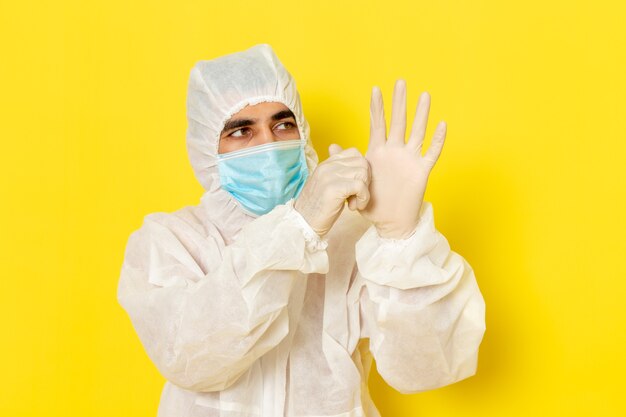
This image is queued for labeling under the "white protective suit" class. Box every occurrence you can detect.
[117,43,486,417]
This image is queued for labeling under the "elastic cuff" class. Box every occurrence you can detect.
[284,199,328,252]
[372,227,417,248]
[371,202,433,248]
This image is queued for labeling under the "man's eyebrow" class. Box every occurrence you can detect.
[222,118,256,133]
[271,109,296,121]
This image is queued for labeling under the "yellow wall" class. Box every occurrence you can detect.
[1,0,624,415]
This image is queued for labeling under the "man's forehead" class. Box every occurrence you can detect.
[230,101,291,118]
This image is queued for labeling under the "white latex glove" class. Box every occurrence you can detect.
[359,79,447,239]
[294,146,371,236]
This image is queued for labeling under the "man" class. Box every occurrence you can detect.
[118,43,486,417]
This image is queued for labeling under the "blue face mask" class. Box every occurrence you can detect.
[217,139,309,216]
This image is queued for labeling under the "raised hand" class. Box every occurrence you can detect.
[359,79,447,239]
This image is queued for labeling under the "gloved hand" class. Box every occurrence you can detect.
[294,146,371,236]
[359,79,447,239]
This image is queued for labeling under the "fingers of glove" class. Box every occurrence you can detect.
[369,86,386,149]
[338,179,370,209]
[317,155,369,177]
[328,146,363,161]
[331,163,371,187]
[388,79,407,145]
[328,143,344,156]
[423,121,447,168]
[312,164,369,194]
[348,195,357,211]
[407,91,432,152]
[354,182,371,210]
[334,165,370,185]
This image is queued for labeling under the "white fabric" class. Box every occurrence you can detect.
[117,44,486,417]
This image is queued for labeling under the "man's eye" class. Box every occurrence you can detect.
[230,128,250,137]
[275,122,295,130]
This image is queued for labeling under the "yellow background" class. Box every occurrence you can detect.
[1,0,625,415]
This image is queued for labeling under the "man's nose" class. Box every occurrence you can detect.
[256,126,278,145]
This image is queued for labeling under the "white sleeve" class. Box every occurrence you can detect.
[355,201,486,394]
[117,200,328,392]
